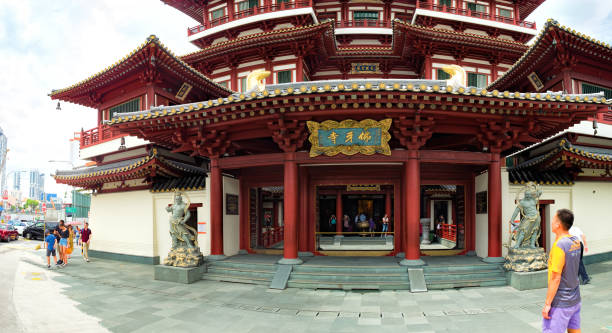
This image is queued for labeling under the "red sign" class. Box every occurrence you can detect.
[2,190,7,200]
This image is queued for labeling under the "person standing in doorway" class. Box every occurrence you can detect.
[80,222,92,262]
[381,214,390,237]
[542,209,582,333]
[343,215,350,233]
[569,224,590,284]
[329,214,337,231]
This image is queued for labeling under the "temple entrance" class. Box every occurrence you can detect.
[248,186,284,249]
[315,185,394,252]
[420,185,466,252]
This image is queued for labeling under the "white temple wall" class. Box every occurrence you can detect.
[223,176,240,256]
[89,190,155,257]
[571,181,612,256]
[475,172,489,258]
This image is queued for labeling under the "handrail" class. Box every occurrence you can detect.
[440,223,457,243]
[188,0,314,36]
[79,124,125,149]
[335,20,391,29]
[262,225,284,248]
[417,2,536,29]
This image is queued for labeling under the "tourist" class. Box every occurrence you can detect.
[381,214,390,237]
[569,224,591,284]
[343,214,350,232]
[54,223,63,265]
[542,209,581,333]
[44,230,58,269]
[329,214,337,230]
[58,220,70,267]
[368,217,375,236]
[80,222,92,262]
[67,225,75,259]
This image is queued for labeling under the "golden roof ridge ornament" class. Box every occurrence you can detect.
[246,69,271,92]
[442,65,467,90]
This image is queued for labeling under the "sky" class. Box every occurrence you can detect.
[0,0,610,197]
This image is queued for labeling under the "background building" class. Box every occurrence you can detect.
[0,126,7,195]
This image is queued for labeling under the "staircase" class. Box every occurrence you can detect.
[287,264,411,290]
[423,261,507,289]
[203,260,277,285]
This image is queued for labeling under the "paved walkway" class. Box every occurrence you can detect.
[3,241,612,332]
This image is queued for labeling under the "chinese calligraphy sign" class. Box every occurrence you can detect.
[307,119,392,157]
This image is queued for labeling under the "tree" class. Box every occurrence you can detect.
[25,199,39,211]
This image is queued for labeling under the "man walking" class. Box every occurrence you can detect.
[79,222,92,262]
[569,224,590,284]
[542,209,582,333]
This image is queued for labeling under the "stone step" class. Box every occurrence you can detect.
[290,272,409,282]
[287,280,411,290]
[424,269,505,281]
[426,277,508,289]
[208,261,277,271]
[207,267,276,279]
[292,265,406,274]
[423,264,502,273]
[203,274,271,285]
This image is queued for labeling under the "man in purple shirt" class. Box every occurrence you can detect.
[79,222,92,262]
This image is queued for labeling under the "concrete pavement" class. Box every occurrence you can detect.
[1,238,612,332]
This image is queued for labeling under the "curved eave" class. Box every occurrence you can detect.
[50,35,232,107]
[489,19,612,91]
[162,0,204,23]
[518,139,612,170]
[181,21,334,63]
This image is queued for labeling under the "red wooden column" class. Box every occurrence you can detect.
[279,153,302,264]
[483,152,504,262]
[209,158,226,260]
[336,190,343,235]
[298,167,311,254]
[400,150,425,266]
[239,179,248,252]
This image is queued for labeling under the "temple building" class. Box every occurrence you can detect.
[52,0,612,288]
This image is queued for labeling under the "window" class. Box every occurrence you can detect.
[467,73,488,88]
[211,8,225,20]
[277,70,292,84]
[582,83,612,99]
[277,0,290,3]
[240,77,248,92]
[238,0,258,11]
[217,81,229,88]
[467,2,486,13]
[437,69,451,80]
[499,8,512,18]
[353,11,379,21]
[438,0,452,7]
[109,98,140,118]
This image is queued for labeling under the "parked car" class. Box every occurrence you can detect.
[12,222,27,235]
[0,224,19,242]
[22,221,59,240]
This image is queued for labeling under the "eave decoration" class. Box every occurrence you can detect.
[307,119,392,157]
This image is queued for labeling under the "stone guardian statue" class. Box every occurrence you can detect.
[503,182,547,272]
[163,191,204,267]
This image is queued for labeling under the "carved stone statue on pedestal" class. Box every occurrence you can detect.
[504,182,547,272]
[164,191,204,268]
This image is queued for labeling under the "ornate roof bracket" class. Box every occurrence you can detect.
[392,113,435,150]
[267,116,308,153]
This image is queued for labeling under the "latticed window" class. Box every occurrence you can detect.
[467,73,487,88]
[438,0,452,7]
[499,8,512,18]
[277,70,292,84]
[211,8,225,19]
[217,81,228,88]
[582,83,612,99]
[437,69,451,80]
[277,0,290,3]
[353,11,379,20]
[467,2,486,13]
[109,98,140,118]
[240,77,248,92]
[238,0,258,11]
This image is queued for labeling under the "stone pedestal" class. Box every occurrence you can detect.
[154,265,206,284]
[164,247,204,267]
[504,247,547,272]
[420,218,431,244]
[507,270,547,290]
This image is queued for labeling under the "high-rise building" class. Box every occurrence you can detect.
[0,126,7,194]
[29,170,45,200]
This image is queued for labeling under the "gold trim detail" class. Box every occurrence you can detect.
[307,118,392,157]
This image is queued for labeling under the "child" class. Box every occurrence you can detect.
[44,230,58,268]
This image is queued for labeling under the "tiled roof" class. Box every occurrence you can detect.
[50,35,232,103]
[151,175,207,192]
[107,78,610,125]
[489,19,612,90]
[508,168,573,186]
[517,138,612,169]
